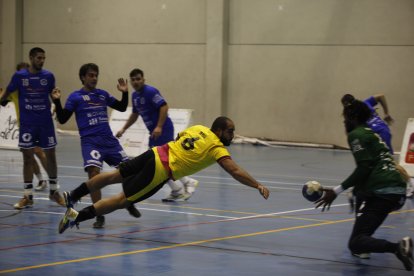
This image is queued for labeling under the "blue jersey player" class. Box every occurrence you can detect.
[116,68,198,202]
[342,93,394,154]
[52,63,140,228]
[0,47,64,209]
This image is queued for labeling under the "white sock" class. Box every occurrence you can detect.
[180,176,191,184]
[181,176,197,186]
[167,179,182,192]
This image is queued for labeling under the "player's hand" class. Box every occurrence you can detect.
[116,129,125,138]
[0,88,8,106]
[383,114,394,125]
[0,100,9,107]
[315,188,336,211]
[257,184,270,199]
[347,190,355,214]
[151,126,162,140]
[51,88,61,100]
[117,78,128,93]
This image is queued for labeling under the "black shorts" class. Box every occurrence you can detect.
[119,150,168,203]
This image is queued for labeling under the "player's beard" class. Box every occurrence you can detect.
[220,137,231,146]
[32,63,43,71]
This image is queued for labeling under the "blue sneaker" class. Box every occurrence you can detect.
[63,191,74,208]
[58,208,79,234]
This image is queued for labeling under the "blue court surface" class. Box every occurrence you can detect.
[0,134,413,275]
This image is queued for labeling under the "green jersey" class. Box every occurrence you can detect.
[341,125,406,195]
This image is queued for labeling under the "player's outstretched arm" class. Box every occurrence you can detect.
[117,78,128,94]
[373,94,394,125]
[51,88,73,124]
[0,88,11,106]
[110,80,128,112]
[219,158,270,199]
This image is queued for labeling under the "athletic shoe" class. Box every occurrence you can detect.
[352,252,370,259]
[49,191,66,207]
[162,192,192,202]
[58,208,79,234]
[396,236,413,271]
[13,196,33,209]
[407,189,413,198]
[126,204,141,218]
[406,179,414,198]
[93,216,105,229]
[34,180,47,191]
[62,191,74,208]
[184,179,199,195]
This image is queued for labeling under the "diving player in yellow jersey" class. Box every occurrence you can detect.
[58,116,270,233]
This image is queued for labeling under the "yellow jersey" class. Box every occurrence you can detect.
[165,125,230,180]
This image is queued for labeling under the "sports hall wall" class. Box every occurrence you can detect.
[1,0,413,150]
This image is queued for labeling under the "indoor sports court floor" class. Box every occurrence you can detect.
[0,134,413,275]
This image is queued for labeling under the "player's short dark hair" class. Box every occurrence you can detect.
[16,62,29,71]
[211,116,231,131]
[79,63,99,83]
[129,68,144,78]
[29,47,45,57]
[343,99,371,124]
[341,93,355,107]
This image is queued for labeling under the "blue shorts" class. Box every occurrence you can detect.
[81,135,129,170]
[148,127,174,147]
[19,123,57,149]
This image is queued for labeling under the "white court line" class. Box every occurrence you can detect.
[0,195,237,219]
[0,194,348,221]
[218,204,349,222]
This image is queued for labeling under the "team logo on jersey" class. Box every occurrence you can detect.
[22,79,29,86]
[48,136,55,145]
[350,139,364,153]
[82,95,91,101]
[22,133,32,142]
[90,150,101,160]
[40,79,48,86]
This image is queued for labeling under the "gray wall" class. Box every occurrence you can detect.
[1,0,413,150]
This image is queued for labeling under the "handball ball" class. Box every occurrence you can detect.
[302,181,323,202]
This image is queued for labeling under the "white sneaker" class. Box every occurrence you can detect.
[162,188,191,202]
[407,180,414,198]
[34,180,47,191]
[184,179,199,194]
[49,191,66,207]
